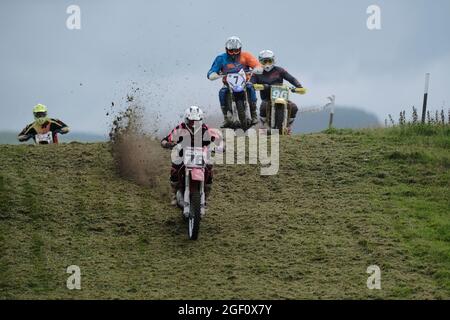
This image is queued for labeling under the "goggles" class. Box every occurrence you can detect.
[260,58,274,65]
[187,120,201,128]
[34,112,47,118]
[227,48,241,55]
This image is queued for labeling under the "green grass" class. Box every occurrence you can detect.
[0,126,449,299]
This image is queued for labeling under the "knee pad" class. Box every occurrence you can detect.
[220,105,229,116]
[289,103,298,118]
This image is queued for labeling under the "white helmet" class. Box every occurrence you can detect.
[225,36,242,56]
[184,106,204,127]
[259,49,275,72]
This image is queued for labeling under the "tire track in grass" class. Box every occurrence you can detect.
[18,161,56,295]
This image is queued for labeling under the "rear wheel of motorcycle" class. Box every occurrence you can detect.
[274,104,285,135]
[188,182,201,240]
[236,99,248,131]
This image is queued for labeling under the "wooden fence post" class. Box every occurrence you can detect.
[328,95,336,129]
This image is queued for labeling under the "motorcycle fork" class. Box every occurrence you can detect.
[200,180,205,212]
[265,101,271,129]
[229,90,237,123]
[285,103,292,135]
[270,102,275,129]
[283,104,288,134]
[183,169,205,217]
[183,170,190,217]
[243,88,250,119]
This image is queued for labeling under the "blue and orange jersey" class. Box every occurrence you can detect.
[207,52,261,78]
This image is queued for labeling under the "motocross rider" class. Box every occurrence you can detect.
[250,50,304,132]
[18,104,69,143]
[161,106,218,208]
[207,36,263,127]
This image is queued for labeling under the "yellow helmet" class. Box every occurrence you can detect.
[33,104,48,125]
[33,103,47,114]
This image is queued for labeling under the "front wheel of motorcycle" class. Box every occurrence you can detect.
[236,99,248,132]
[188,182,201,240]
[274,104,285,135]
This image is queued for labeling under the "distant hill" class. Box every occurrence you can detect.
[0,131,106,144]
[204,106,381,133]
[293,106,381,133]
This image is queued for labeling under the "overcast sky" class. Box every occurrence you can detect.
[1,0,449,134]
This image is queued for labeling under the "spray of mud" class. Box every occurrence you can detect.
[109,99,170,199]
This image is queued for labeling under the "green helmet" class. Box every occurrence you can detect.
[33,104,49,125]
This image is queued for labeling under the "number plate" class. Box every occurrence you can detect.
[184,147,204,167]
[226,69,246,92]
[35,132,53,144]
[271,85,289,100]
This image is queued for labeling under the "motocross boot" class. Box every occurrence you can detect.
[249,101,258,125]
[220,106,230,128]
[287,118,295,136]
[170,180,178,206]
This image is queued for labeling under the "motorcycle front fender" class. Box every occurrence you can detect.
[190,168,205,182]
[274,98,288,105]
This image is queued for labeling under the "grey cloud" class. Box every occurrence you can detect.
[1,0,449,134]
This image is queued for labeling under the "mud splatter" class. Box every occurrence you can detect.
[109,98,170,198]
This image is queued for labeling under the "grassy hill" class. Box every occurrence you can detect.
[0,126,449,299]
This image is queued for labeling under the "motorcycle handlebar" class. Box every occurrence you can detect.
[218,70,255,77]
[170,143,212,150]
[252,84,307,95]
[293,87,307,94]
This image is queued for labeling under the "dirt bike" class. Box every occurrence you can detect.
[174,145,208,240]
[222,69,255,131]
[254,84,306,135]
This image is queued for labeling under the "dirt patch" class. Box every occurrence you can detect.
[109,102,170,198]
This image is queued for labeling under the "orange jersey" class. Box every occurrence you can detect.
[238,51,261,70]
